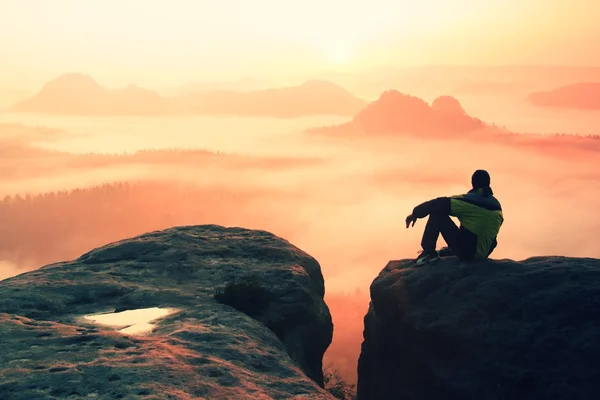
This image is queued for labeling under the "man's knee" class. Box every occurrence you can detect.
[428,212,448,221]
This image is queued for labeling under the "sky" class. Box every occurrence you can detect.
[1,0,599,89]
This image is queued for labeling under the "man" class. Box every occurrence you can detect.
[405,169,504,265]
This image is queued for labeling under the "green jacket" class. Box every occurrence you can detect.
[412,188,504,259]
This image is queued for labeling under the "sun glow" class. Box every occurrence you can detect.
[323,43,356,66]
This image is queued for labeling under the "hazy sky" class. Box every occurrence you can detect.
[1,0,599,89]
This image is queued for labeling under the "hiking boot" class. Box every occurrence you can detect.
[415,250,440,266]
[438,247,455,257]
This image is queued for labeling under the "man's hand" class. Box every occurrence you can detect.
[405,214,417,228]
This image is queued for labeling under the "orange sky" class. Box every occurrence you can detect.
[1,0,599,89]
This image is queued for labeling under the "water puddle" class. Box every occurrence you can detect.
[84,307,178,335]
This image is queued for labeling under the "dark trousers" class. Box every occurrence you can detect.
[421,213,476,259]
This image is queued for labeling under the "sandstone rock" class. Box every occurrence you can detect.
[431,95,467,116]
[0,225,334,400]
[353,90,484,136]
[357,256,600,400]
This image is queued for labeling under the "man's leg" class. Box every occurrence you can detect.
[421,213,460,253]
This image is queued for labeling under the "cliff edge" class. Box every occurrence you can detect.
[0,225,334,400]
[357,256,600,400]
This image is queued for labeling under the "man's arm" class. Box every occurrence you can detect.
[412,197,451,219]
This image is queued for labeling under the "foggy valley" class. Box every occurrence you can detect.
[2,72,599,384]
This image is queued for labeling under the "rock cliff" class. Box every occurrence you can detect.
[357,256,600,400]
[0,225,334,400]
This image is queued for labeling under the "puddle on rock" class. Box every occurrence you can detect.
[84,307,178,335]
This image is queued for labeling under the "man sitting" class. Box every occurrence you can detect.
[405,169,504,265]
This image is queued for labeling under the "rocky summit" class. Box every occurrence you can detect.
[357,256,600,400]
[0,225,334,400]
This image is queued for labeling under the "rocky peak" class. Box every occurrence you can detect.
[0,225,335,399]
[357,256,600,400]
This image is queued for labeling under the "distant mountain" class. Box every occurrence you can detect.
[310,90,485,136]
[11,74,365,118]
[450,80,534,95]
[171,79,367,117]
[11,73,172,116]
[304,65,600,100]
[528,82,600,110]
[161,77,272,97]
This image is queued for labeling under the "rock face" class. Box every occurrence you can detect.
[357,256,600,400]
[0,225,334,400]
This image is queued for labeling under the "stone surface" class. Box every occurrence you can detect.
[357,256,600,400]
[0,225,334,400]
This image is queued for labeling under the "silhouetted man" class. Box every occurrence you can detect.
[405,169,504,265]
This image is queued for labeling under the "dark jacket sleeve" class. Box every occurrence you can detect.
[412,197,451,219]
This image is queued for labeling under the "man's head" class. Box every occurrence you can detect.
[471,169,491,190]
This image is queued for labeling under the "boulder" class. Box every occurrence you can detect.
[357,256,600,400]
[0,225,334,400]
